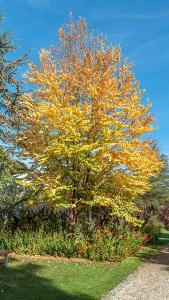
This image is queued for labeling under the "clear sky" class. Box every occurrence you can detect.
[1,0,169,157]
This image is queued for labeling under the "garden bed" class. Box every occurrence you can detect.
[0,231,168,300]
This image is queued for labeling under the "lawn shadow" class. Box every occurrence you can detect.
[134,231,169,271]
[148,246,169,271]
[0,258,96,300]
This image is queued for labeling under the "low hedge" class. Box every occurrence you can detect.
[0,226,147,261]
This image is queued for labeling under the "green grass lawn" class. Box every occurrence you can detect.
[0,230,168,300]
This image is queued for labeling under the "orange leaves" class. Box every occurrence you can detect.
[15,17,162,223]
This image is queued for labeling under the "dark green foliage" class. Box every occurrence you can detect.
[137,154,169,225]
[0,14,26,110]
[3,205,113,233]
[158,204,169,230]
[0,147,26,198]
[0,13,26,145]
[0,147,29,220]
[143,215,163,242]
[0,14,36,219]
[147,154,169,205]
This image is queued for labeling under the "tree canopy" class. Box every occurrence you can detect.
[0,14,33,217]
[4,17,162,223]
[138,154,169,223]
[0,14,26,145]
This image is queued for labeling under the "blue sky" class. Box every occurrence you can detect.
[1,0,169,156]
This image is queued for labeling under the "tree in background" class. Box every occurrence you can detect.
[139,154,169,229]
[147,154,169,205]
[157,155,169,230]
[0,14,39,218]
[13,17,162,224]
[137,154,169,226]
[0,14,26,144]
[159,204,169,230]
[0,147,27,216]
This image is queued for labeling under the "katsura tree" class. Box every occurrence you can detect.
[14,17,162,224]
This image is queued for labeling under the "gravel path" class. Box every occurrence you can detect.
[103,245,169,300]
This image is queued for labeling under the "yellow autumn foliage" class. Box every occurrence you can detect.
[15,17,162,223]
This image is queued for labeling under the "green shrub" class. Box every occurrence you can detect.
[143,215,163,242]
[0,226,146,262]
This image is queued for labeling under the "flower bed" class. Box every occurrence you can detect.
[0,226,148,262]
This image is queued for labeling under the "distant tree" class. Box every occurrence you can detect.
[9,17,162,224]
[0,13,26,144]
[137,154,169,225]
[159,204,169,230]
[0,14,42,218]
[0,147,26,212]
[0,145,43,223]
[148,154,169,204]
